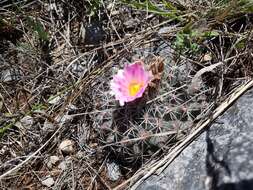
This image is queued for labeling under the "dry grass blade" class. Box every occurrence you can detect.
[188,62,223,93]
[0,119,63,180]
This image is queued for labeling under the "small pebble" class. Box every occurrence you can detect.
[47,156,60,168]
[59,140,74,155]
[15,116,34,130]
[203,53,212,61]
[158,26,174,35]
[43,120,54,131]
[20,116,34,128]
[58,157,71,170]
[106,162,121,181]
[42,176,54,187]
[48,95,62,105]
[58,160,67,170]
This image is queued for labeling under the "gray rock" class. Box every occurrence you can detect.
[47,155,60,168]
[15,116,34,131]
[55,115,73,125]
[41,176,54,187]
[106,162,121,181]
[48,95,62,105]
[76,151,86,159]
[84,22,106,45]
[59,139,74,155]
[69,61,86,77]
[158,26,175,35]
[138,89,253,190]
[58,161,68,170]
[20,116,34,128]
[58,157,72,171]
[43,120,55,131]
[0,69,21,82]
[124,18,140,28]
[58,160,68,171]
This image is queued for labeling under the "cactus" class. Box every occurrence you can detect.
[89,49,209,168]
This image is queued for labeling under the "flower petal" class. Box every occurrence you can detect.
[110,61,151,106]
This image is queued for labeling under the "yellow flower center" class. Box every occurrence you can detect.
[128,82,143,96]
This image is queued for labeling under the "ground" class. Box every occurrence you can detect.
[0,1,252,189]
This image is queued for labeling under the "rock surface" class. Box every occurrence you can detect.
[138,89,253,190]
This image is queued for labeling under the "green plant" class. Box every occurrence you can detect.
[86,0,103,17]
[121,0,181,20]
[0,122,14,138]
[26,16,48,42]
[174,30,199,54]
[238,0,253,13]
[31,103,47,112]
[174,26,219,54]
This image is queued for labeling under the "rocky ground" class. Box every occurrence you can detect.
[0,1,252,189]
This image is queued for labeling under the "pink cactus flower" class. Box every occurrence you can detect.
[110,61,152,106]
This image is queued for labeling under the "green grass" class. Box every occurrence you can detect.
[0,122,14,138]
[174,28,219,54]
[120,0,182,20]
[26,16,48,42]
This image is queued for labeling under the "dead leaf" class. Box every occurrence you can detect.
[188,62,223,94]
